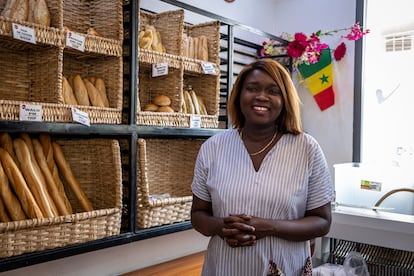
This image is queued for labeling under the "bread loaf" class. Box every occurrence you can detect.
[94,78,109,108]
[52,142,93,212]
[14,138,58,218]
[33,139,71,216]
[139,30,153,50]
[9,0,28,21]
[84,79,105,107]
[38,133,73,214]
[0,197,11,222]
[73,74,91,106]
[0,132,18,164]
[0,159,26,221]
[62,76,78,105]
[0,148,43,219]
[33,0,50,26]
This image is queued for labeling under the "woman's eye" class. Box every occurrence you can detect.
[269,89,281,95]
[246,86,258,92]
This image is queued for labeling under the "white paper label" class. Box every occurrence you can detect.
[151,63,169,77]
[12,23,36,44]
[66,31,85,52]
[190,115,201,128]
[201,62,216,75]
[71,107,90,126]
[19,104,42,121]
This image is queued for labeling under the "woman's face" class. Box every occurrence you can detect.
[240,69,284,127]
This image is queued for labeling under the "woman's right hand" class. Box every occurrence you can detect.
[222,214,256,247]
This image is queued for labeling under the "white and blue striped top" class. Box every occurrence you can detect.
[192,129,333,276]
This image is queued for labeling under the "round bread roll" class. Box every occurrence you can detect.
[143,103,159,112]
[157,106,175,113]
[153,95,171,106]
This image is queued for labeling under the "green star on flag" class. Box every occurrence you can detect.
[297,48,335,111]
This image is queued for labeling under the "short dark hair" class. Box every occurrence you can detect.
[227,59,302,134]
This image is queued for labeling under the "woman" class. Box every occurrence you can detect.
[191,59,333,275]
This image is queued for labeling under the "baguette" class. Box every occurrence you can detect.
[26,0,35,23]
[0,132,18,164]
[33,0,50,26]
[190,89,200,115]
[52,142,93,212]
[198,35,209,61]
[38,133,73,214]
[9,0,28,21]
[0,148,43,219]
[0,159,26,221]
[62,76,78,105]
[73,74,91,106]
[14,138,57,218]
[33,139,71,216]
[0,197,11,222]
[84,78,105,107]
[94,78,110,107]
[1,0,16,17]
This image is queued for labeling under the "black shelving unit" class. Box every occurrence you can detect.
[0,0,290,271]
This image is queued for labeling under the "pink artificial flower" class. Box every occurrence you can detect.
[334,42,347,61]
[344,22,370,41]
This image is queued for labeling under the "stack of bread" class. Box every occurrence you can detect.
[143,95,174,113]
[139,25,166,53]
[0,132,93,222]
[1,0,51,27]
[182,34,209,61]
[62,74,110,107]
[182,86,208,115]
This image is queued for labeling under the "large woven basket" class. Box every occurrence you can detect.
[0,38,123,124]
[183,21,221,74]
[136,138,204,228]
[0,138,122,258]
[62,0,123,56]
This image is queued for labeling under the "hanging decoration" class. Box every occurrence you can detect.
[260,23,370,111]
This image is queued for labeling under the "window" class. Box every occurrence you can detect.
[356,0,414,170]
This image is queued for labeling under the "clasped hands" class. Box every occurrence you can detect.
[222,214,257,248]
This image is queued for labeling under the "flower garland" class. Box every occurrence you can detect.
[260,23,370,67]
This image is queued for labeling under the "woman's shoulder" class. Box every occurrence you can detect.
[204,129,237,144]
[283,132,320,148]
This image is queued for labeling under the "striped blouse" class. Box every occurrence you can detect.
[192,129,333,276]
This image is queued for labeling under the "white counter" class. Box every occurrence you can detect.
[327,206,414,252]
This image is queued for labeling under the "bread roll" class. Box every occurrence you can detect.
[0,132,17,164]
[14,138,57,218]
[52,142,93,212]
[62,76,78,105]
[153,95,171,107]
[33,139,71,216]
[84,78,105,107]
[33,0,50,26]
[156,106,174,113]
[73,74,90,106]
[0,160,26,221]
[38,133,73,214]
[0,197,11,222]
[94,78,110,107]
[143,103,159,112]
[9,0,28,21]
[0,148,43,219]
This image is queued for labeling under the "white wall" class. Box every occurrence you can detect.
[3,1,356,275]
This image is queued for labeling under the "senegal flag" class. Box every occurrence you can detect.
[297,48,335,111]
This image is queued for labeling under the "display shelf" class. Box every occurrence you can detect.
[0,0,290,271]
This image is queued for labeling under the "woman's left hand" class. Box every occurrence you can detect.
[222,214,256,247]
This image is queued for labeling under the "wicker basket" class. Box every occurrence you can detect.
[139,9,184,56]
[0,39,123,124]
[0,138,122,258]
[183,21,221,74]
[0,1,64,47]
[63,0,123,56]
[137,62,185,127]
[136,138,204,229]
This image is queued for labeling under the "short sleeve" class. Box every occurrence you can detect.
[191,142,212,202]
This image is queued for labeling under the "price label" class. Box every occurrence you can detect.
[189,115,201,128]
[151,63,169,77]
[71,107,90,126]
[12,23,36,44]
[66,31,85,52]
[201,62,216,75]
[19,104,42,122]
